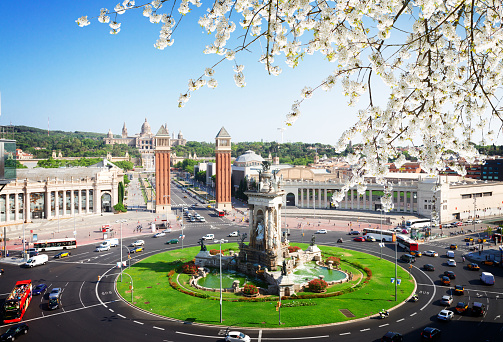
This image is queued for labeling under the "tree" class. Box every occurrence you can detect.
[78,1,503,211]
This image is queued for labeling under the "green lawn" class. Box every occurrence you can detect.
[116,243,415,328]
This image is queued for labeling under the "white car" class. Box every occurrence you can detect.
[437,309,454,321]
[225,331,251,342]
[154,232,166,238]
[202,234,214,240]
[95,244,110,252]
[440,295,453,305]
[131,240,145,247]
[49,288,62,300]
[474,219,482,224]
[424,250,439,257]
[228,231,239,237]
[198,217,206,222]
[366,235,376,242]
[315,229,328,234]
[447,259,457,267]
[162,228,172,234]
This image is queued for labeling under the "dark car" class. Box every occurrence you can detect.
[421,327,441,341]
[450,244,458,250]
[472,302,486,316]
[381,331,403,342]
[424,264,435,271]
[32,283,48,296]
[48,298,60,310]
[467,263,480,270]
[54,251,71,258]
[349,230,360,235]
[444,271,456,279]
[0,323,29,341]
[165,239,179,245]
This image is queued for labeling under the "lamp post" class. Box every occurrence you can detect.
[395,237,398,301]
[73,208,76,239]
[215,239,228,323]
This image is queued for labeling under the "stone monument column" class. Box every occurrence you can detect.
[155,125,171,214]
[215,127,232,211]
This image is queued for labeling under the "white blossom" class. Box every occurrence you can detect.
[76,16,90,27]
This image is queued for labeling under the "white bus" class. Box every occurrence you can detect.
[362,228,396,242]
[405,219,431,229]
[33,238,77,252]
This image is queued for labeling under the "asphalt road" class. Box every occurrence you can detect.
[1,184,502,342]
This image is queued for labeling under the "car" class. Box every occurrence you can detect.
[381,331,403,342]
[464,237,474,242]
[54,251,71,258]
[444,271,456,279]
[481,260,496,266]
[129,246,144,253]
[32,283,48,295]
[315,229,328,234]
[467,263,480,270]
[165,239,179,245]
[365,235,376,242]
[95,244,110,252]
[474,219,482,224]
[353,237,365,242]
[228,231,240,237]
[27,248,38,257]
[202,234,214,240]
[424,250,438,257]
[191,203,198,207]
[225,331,251,342]
[48,298,60,310]
[477,238,487,243]
[207,205,212,208]
[349,230,360,235]
[199,217,206,222]
[437,309,454,321]
[450,244,457,250]
[454,285,464,295]
[183,195,187,198]
[49,288,62,300]
[465,219,473,224]
[455,301,468,314]
[456,221,463,226]
[0,323,29,341]
[190,217,197,222]
[421,327,441,341]
[153,232,166,238]
[447,259,456,267]
[410,250,422,257]
[162,228,172,234]
[424,264,435,271]
[440,295,453,305]
[441,276,451,286]
[131,240,145,247]
[472,302,486,316]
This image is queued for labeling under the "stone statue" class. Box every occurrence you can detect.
[262,160,271,172]
[310,234,316,246]
[198,238,207,252]
[240,232,248,245]
[256,221,265,242]
[282,259,287,276]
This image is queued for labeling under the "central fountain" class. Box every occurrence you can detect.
[194,161,347,296]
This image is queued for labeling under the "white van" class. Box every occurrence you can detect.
[202,234,214,240]
[446,250,455,258]
[105,238,119,247]
[480,272,495,285]
[25,254,48,267]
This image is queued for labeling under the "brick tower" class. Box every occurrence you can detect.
[215,127,232,211]
[155,124,171,214]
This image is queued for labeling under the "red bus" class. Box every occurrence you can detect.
[3,280,32,323]
[215,209,225,217]
[396,234,419,252]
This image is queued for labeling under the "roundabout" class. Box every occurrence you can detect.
[115,243,415,328]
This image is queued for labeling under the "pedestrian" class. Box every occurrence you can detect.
[462,256,465,262]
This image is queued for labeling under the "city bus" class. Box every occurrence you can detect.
[362,228,396,242]
[3,280,32,323]
[405,219,431,229]
[396,234,419,252]
[33,238,77,252]
[215,209,225,217]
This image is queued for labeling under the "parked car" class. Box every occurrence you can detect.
[153,232,166,238]
[447,259,457,267]
[225,331,251,342]
[467,263,480,270]
[32,284,48,296]
[444,271,456,279]
[424,250,438,257]
[0,323,29,341]
[165,239,179,245]
[454,285,464,295]
[228,231,239,237]
[48,298,60,310]
[381,331,403,342]
[481,259,496,266]
[54,251,71,258]
[315,229,327,234]
[421,327,441,341]
[353,237,365,242]
[48,288,62,300]
[440,295,453,305]
[129,246,144,253]
[131,240,145,247]
[437,309,454,321]
[455,301,468,314]
[423,264,435,271]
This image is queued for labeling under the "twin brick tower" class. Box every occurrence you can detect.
[155,126,232,214]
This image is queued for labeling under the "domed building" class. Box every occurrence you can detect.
[103,118,186,170]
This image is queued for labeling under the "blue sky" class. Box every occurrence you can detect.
[0,0,371,144]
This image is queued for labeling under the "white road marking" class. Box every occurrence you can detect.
[118,314,126,318]
[109,309,114,312]
[79,282,86,308]
[360,328,370,332]
[260,336,330,340]
[153,326,164,330]
[410,312,417,316]
[396,318,405,322]
[133,320,144,325]
[258,330,262,342]
[339,332,351,336]
[379,323,389,328]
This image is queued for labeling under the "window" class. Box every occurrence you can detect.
[424,205,428,209]
[443,205,447,209]
[461,194,471,199]
[483,192,492,197]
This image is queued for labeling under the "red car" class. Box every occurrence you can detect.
[353,237,365,242]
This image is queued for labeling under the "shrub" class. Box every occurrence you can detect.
[325,256,341,266]
[209,249,224,255]
[182,262,198,274]
[288,246,301,253]
[307,278,328,293]
[242,284,259,296]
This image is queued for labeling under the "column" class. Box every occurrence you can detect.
[55,191,59,218]
[70,190,75,216]
[318,188,322,208]
[300,189,304,208]
[62,190,67,216]
[14,192,19,221]
[25,192,30,222]
[350,189,354,209]
[45,189,51,220]
[344,189,348,209]
[369,190,373,211]
[95,188,102,214]
[86,189,90,213]
[324,189,328,208]
[78,189,82,215]
[306,189,310,208]
[5,194,10,222]
[363,190,366,210]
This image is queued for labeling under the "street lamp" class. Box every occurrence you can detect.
[215,238,228,323]
[119,219,127,282]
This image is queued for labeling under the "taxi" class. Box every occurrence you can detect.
[467,263,480,270]
[54,251,71,258]
[441,276,451,286]
[410,250,422,257]
[478,238,486,243]
[129,246,144,253]
[450,244,458,250]
[464,237,473,242]
[455,301,468,314]
[481,259,495,266]
[454,285,464,295]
